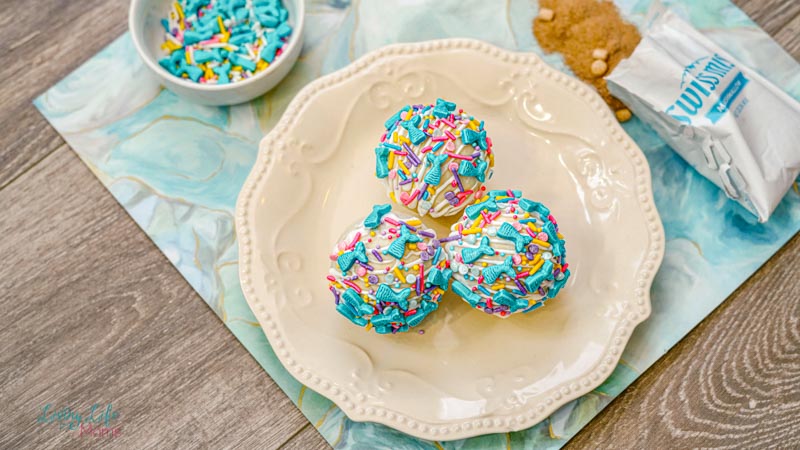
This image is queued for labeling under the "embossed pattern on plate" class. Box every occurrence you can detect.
[235,39,664,440]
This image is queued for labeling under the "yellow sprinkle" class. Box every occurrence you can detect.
[557,233,564,239]
[388,151,395,170]
[404,109,414,120]
[397,159,410,175]
[489,152,494,167]
[175,2,185,30]
[256,60,268,71]
[527,222,541,233]
[232,66,243,71]
[408,243,417,250]
[220,34,230,43]
[365,322,373,331]
[405,219,422,226]
[185,50,192,64]
[160,41,181,52]
[530,259,545,275]
[389,192,397,203]
[392,132,399,143]
[531,238,551,248]
[412,264,419,271]
[398,135,410,145]
[491,284,506,290]
[370,231,376,237]
[217,15,226,34]
[427,186,436,197]
[338,250,344,255]
[482,262,488,267]
[393,268,406,284]
[461,227,482,235]
[523,213,530,218]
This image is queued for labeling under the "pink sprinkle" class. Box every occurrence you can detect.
[380,133,387,142]
[402,190,420,205]
[326,275,336,282]
[388,227,398,234]
[446,152,471,160]
[516,271,530,279]
[383,217,401,226]
[421,146,433,153]
[525,227,537,238]
[444,130,456,140]
[343,280,361,293]
[431,136,448,142]
[393,151,408,156]
[348,232,361,249]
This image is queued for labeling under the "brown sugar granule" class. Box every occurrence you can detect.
[533,0,640,119]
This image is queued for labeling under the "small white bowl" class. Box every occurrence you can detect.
[129,0,305,106]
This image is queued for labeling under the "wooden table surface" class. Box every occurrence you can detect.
[1,1,798,448]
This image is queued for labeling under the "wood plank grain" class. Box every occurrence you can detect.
[733,0,800,37]
[567,233,800,448]
[773,12,800,59]
[0,0,129,189]
[0,147,309,449]
[280,424,330,450]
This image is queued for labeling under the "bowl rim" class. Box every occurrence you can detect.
[128,0,306,92]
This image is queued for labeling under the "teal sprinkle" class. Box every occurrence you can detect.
[384,106,410,130]
[482,256,516,284]
[432,247,443,265]
[386,226,421,259]
[452,280,482,307]
[364,204,391,228]
[461,236,493,264]
[374,146,390,179]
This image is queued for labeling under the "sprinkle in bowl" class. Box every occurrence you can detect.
[129,0,305,106]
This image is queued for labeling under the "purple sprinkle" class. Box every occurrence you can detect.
[356,260,374,271]
[450,166,464,192]
[400,222,417,232]
[375,302,384,314]
[424,285,436,294]
[439,235,461,243]
[415,277,421,296]
[514,278,528,294]
[418,329,425,335]
[368,274,379,284]
[471,151,481,159]
[419,182,428,193]
[528,244,540,254]
[484,307,493,314]
[526,251,536,260]
[330,286,340,305]
[418,230,435,238]
[430,239,440,250]
[538,287,546,296]
[372,250,383,262]
[420,252,430,261]
[399,177,414,185]
[492,306,503,313]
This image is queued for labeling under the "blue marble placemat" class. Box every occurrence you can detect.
[34,0,800,448]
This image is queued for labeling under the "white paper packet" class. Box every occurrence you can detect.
[605,3,800,222]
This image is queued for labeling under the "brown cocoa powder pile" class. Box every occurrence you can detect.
[533,0,640,117]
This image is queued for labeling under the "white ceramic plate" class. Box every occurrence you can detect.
[236,39,664,441]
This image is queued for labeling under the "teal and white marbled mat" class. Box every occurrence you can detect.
[34,1,800,448]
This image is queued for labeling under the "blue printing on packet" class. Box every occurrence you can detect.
[705,71,749,123]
